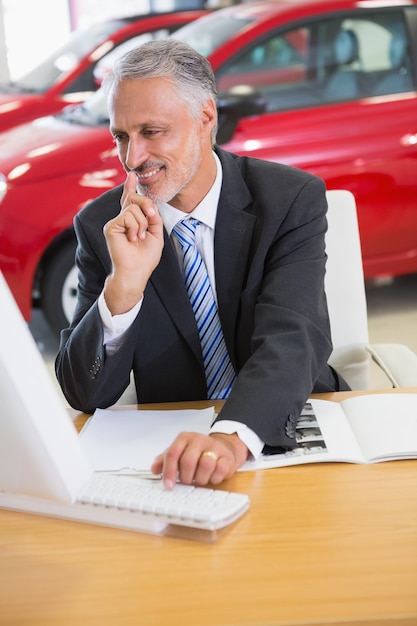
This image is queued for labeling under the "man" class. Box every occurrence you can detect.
[56,40,349,488]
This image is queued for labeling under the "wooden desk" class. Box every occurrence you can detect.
[1,390,416,626]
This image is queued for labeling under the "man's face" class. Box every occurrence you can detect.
[109,76,208,206]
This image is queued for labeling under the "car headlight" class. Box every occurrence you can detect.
[0,173,7,204]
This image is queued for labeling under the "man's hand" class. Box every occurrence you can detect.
[151,432,249,488]
[103,172,164,315]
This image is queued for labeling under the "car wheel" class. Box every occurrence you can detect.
[41,241,78,336]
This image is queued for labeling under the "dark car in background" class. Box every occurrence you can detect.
[0,10,208,132]
[0,0,416,335]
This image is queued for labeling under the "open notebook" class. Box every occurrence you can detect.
[0,272,249,542]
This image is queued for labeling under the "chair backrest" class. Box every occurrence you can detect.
[324,190,370,389]
[333,29,359,66]
[373,30,412,96]
[323,29,362,101]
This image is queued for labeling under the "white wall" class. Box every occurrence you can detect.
[0,0,186,83]
[0,0,71,81]
[71,0,152,29]
[0,0,9,82]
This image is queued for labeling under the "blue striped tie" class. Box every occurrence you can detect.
[172,218,236,399]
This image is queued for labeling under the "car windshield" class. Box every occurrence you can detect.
[0,19,128,93]
[59,86,110,125]
[171,11,254,57]
[56,24,179,127]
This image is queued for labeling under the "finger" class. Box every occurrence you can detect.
[121,171,137,208]
[193,450,220,486]
[121,172,157,222]
[120,208,144,242]
[173,440,203,486]
[106,208,145,243]
[157,433,204,488]
[124,207,149,242]
[121,200,158,244]
[209,456,234,485]
[130,201,161,241]
[150,453,164,476]
[158,435,189,489]
[117,204,157,242]
[122,195,156,220]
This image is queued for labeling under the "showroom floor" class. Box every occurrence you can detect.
[30,272,417,403]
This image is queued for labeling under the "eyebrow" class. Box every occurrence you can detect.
[110,120,169,135]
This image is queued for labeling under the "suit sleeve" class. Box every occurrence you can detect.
[55,194,138,412]
[214,174,340,448]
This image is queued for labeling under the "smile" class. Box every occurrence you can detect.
[136,167,162,182]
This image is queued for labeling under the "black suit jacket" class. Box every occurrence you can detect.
[56,147,349,448]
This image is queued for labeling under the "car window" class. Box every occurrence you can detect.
[216,9,414,114]
[216,23,319,112]
[315,11,414,101]
[93,29,173,86]
[172,11,254,57]
[216,28,308,92]
[9,19,128,93]
[63,24,190,97]
[60,27,185,125]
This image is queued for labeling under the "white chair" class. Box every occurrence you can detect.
[325,189,417,389]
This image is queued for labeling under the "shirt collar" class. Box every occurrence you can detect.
[158,151,222,236]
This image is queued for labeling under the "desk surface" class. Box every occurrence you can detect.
[1,390,417,626]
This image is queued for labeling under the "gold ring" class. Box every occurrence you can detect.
[201,450,219,462]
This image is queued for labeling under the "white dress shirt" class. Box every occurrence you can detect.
[98,152,264,459]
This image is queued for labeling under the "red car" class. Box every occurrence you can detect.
[0,0,416,335]
[0,11,208,133]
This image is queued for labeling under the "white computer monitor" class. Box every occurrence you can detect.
[0,271,91,502]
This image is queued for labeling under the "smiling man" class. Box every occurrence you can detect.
[56,39,349,488]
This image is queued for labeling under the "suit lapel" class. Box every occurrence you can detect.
[214,149,256,359]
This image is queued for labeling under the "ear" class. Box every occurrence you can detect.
[200,98,217,140]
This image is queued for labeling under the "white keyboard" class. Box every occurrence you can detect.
[77,473,250,532]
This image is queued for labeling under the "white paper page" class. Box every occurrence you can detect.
[79,407,216,472]
[341,393,417,462]
[240,399,366,471]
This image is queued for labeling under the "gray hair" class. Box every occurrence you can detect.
[105,39,218,144]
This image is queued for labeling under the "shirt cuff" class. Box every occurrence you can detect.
[98,291,142,355]
[209,420,264,460]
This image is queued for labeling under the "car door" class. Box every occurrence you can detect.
[217,7,417,278]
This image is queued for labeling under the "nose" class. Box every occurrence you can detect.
[125,136,149,171]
